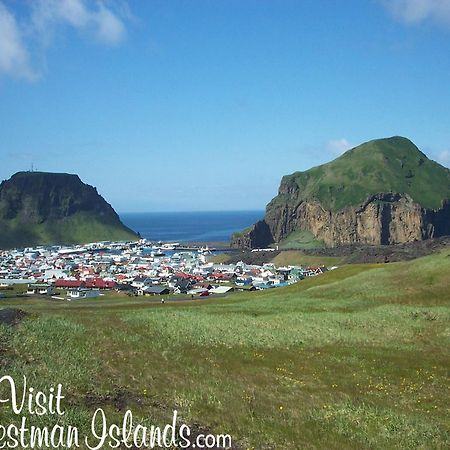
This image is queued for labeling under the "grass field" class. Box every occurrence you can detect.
[0,248,449,449]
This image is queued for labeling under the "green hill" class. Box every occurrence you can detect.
[232,136,450,248]
[276,136,450,211]
[0,171,137,248]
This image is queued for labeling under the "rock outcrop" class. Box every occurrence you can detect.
[231,137,450,248]
[230,220,273,249]
[0,171,138,249]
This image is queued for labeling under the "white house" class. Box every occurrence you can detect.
[43,269,67,282]
[209,286,234,295]
[27,283,55,296]
[68,288,100,300]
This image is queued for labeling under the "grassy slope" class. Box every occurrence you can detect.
[271,250,343,267]
[0,211,136,248]
[276,136,450,211]
[1,249,449,448]
[278,229,325,250]
[209,253,234,264]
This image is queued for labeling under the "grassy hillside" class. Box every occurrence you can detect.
[0,212,136,248]
[0,249,449,448]
[277,136,450,211]
[278,229,325,250]
[271,250,343,267]
[0,171,137,248]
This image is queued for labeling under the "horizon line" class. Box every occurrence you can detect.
[118,209,266,214]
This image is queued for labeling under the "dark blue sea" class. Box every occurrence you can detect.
[120,211,264,243]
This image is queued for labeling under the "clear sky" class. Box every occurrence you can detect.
[1,0,449,212]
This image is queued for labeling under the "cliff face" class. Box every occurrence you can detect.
[231,137,450,248]
[230,220,273,249]
[0,172,137,249]
[259,193,450,247]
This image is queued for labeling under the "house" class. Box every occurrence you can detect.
[288,268,305,281]
[193,282,213,290]
[174,279,194,294]
[253,281,274,290]
[235,284,256,292]
[54,279,84,289]
[235,278,252,286]
[84,278,116,289]
[209,272,236,283]
[170,277,195,294]
[54,278,115,290]
[276,267,291,280]
[303,266,327,277]
[43,269,67,282]
[116,283,134,293]
[187,287,209,296]
[131,276,151,288]
[209,286,234,295]
[26,283,55,296]
[68,288,100,300]
[141,286,171,296]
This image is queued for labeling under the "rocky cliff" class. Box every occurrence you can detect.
[231,137,450,248]
[0,171,138,249]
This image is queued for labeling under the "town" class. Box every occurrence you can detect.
[0,240,331,301]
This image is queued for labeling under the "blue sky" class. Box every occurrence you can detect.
[1,0,450,212]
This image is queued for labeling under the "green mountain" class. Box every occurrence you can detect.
[0,171,137,249]
[232,136,450,248]
[277,136,449,212]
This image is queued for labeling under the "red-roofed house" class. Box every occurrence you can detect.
[54,279,84,289]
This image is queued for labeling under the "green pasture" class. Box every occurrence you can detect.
[0,248,449,449]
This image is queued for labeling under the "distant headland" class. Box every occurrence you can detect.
[0,171,137,249]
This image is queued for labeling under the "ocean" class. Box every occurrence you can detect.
[120,211,264,243]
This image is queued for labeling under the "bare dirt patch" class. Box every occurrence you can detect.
[0,308,28,326]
